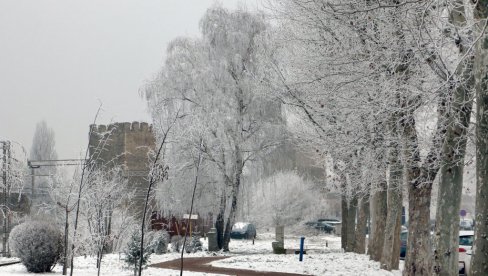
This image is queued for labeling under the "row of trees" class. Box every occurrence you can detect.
[145,1,488,276]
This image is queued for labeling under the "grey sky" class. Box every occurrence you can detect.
[0,0,245,159]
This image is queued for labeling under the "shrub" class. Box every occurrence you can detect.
[124,230,152,275]
[9,221,63,273]
[147,230,169,254]
[184,235,202,253]
[170,235,202,253]
[170,235,183,252]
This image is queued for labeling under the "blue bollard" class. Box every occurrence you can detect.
[299,236,305,262]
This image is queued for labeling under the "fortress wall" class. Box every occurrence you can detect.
[88,122,156,215]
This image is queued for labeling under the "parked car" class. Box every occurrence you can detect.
[399,229,474,275]
[458,230,474,276]
[318,218,341,234]
[400,230,408,260]
[230,222,256,239]
[317,218,340,223]
[305,220,335,234]
[459,219,474,231]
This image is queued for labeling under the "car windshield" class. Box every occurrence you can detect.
[459,235,474,246]
[400,232,408,241]
[233,223,248,231]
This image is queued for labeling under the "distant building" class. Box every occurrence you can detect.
[88,122,156,215]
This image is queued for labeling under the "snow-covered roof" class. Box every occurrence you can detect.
[459,230,474,236]
[233,222,250,231]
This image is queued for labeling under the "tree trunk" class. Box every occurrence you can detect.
[470,3,488,275]
[432,69,473,275]
[354,194,369,254]
[402,112,439,276]
[369,181,387,261]
[381,120,403,270]
[404,181,433,276]
[341,194,348,250]
[222,149,243,252]
[215,192,226,250]
[222,178,241,252]
[97,250,102,276]
[380,170,403,270]
[392,207,402,270]
[432,2,474,275]
[345,196,357,252]
[368,199,374,256]
[63,209,69,275]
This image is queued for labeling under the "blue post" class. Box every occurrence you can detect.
[299,236,305,262]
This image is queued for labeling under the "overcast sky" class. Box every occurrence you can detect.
[0,0,249,159]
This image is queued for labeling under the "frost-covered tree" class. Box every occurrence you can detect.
[267,0,400,256]
[30,120,58,162]
[82,166,131,276]
[470,2,488,275]
[246,171,322,227]
[268,1,477,274]
[0,141,27,256]
[30,120,58,208]
[146,5,279,252]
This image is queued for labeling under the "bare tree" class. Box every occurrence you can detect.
[83,167,130,276]
[0,141,27,256]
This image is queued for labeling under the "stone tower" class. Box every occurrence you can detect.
[88,122,156,215]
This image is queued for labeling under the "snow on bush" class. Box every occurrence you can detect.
[170,235,183,252]
[9,220,63,273]
[124,230,152,274]
[146,230,170,254]
[184,235,203,253]
[169,234,202,253]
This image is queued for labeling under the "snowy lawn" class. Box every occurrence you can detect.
[0,232,401,276]
[0,253,221,276]
[211,233,401,276]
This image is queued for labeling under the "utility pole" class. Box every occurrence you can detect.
[6,141,11,256]
[1,141,9,256]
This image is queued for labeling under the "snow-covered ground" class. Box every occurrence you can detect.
[0,232,401,276]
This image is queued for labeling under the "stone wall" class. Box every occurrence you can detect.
[88,122,156,216]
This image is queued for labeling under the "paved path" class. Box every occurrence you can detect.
[151,256,310,276]
[0,261,21,267]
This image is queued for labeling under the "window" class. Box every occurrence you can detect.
[459,235,474,246]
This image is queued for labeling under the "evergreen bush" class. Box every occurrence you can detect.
[124,230,152,275]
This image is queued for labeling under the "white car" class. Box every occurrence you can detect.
[458,230,474,275]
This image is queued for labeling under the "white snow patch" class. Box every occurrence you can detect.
[0,233,401,276]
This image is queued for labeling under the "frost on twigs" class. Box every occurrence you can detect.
[9,220,63,273]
